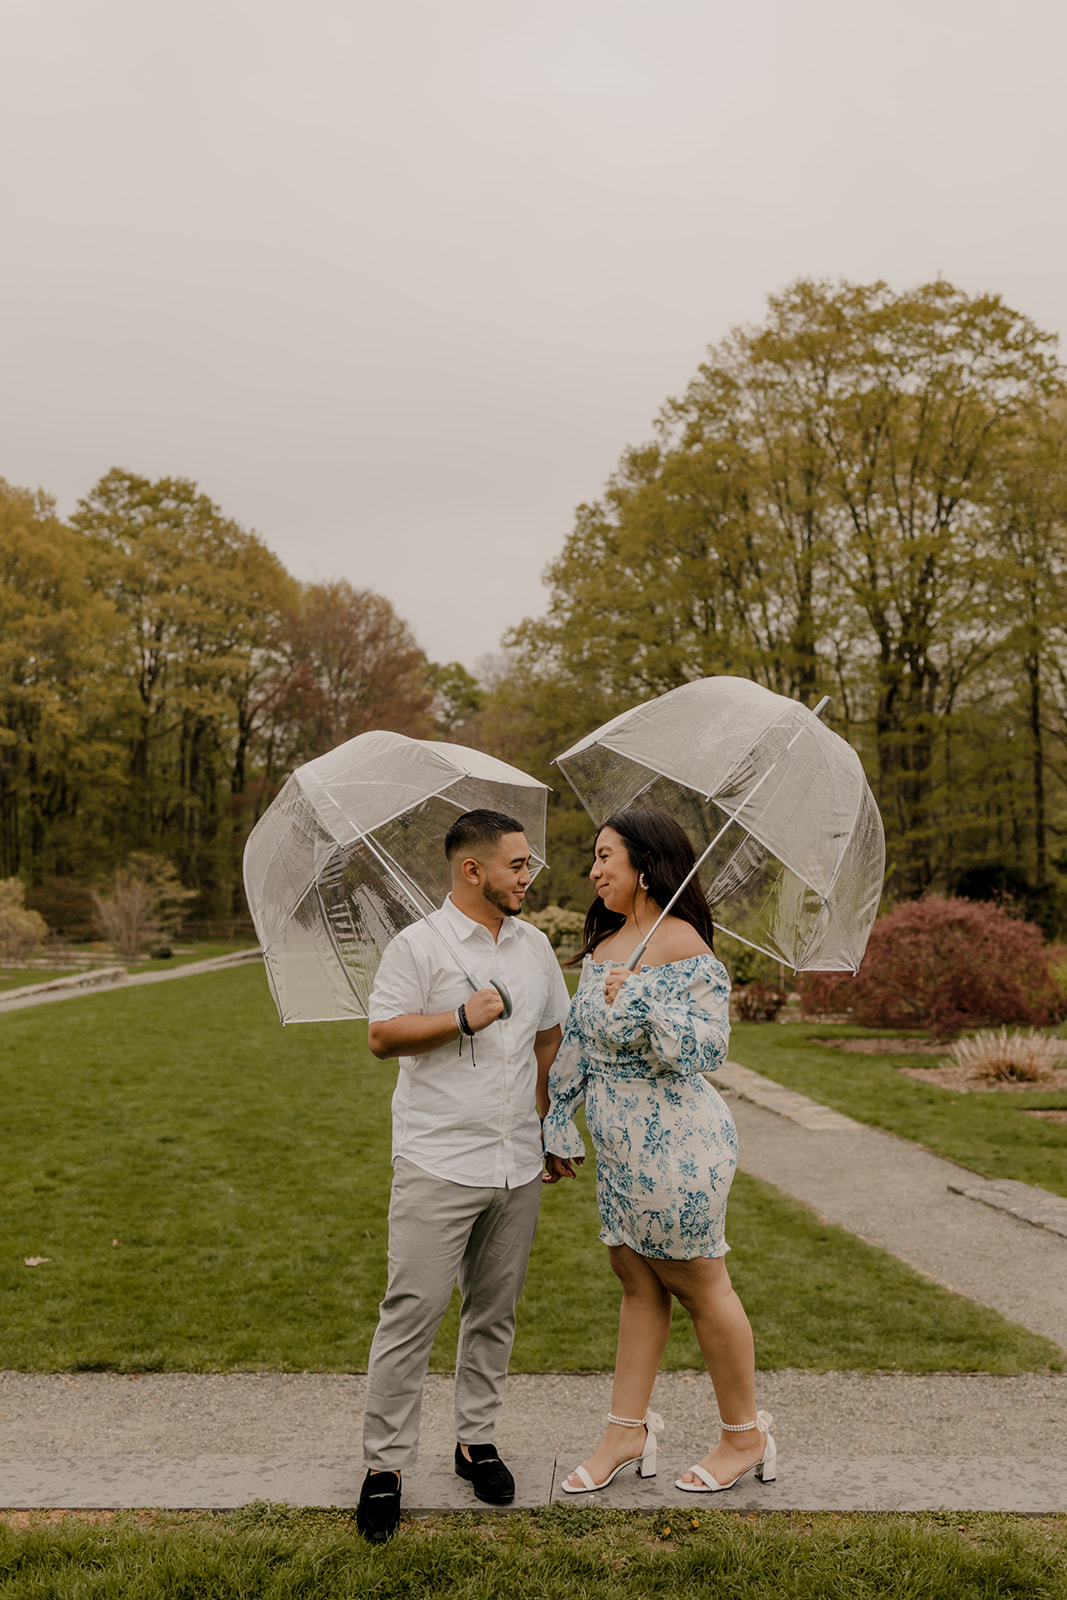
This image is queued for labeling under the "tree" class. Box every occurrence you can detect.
[270,580,434,765]
[71,469,296,911]
[429,661,485,737]
[505,279,1066,904]
[0,479,125,880]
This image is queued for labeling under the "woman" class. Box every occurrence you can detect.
[541,808,775,1494]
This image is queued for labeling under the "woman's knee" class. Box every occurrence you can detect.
[610,1245,668,1301]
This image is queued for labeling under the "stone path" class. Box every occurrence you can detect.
[3,1045,1066,1513]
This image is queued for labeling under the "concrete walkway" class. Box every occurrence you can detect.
[2,1369,1067,1512]
[3,1051,1066,1513]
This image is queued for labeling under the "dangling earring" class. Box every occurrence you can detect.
[639,872,649,891]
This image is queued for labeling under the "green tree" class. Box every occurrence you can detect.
[505,279,1065,903]
[71,469,297,912]
[429,661,485,737]
[0,480,124,880]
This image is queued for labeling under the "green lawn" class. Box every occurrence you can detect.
[2,1507,1066,1600]
[728,1023,1067,1197]
[0,968,1060,1373]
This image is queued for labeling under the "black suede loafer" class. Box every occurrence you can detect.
[455,1442,516,1504]
[356,1469,402,1543]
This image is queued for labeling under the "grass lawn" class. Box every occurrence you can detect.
[728,1023,1067,1198]
[2,1506,1066,1600]
[0,967,1060,1374]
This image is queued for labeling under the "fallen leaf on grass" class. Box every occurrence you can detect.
[24,1256,51,1267]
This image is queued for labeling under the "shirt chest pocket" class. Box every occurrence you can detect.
[506,970,550,1027]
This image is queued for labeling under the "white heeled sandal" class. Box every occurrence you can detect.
[560,1409,664,1494]
[675,1409,776,1493]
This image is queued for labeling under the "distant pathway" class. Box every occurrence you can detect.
[0,949,261,1013]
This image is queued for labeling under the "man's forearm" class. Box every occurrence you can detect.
[368,1011,461,1059]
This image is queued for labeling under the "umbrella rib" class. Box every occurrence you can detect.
[623,697,830,971]
[312,878,366,1006]
[357,829,485,996]
[311,774,478,848]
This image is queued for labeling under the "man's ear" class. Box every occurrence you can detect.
[460,855,481,884]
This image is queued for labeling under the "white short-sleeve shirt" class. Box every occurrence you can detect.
[368,896,571,1188]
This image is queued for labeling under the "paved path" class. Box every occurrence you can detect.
[2,1370,1066,1512]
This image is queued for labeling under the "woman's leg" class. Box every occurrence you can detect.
[563,1243,673,1488]
[653,1254,764,1485]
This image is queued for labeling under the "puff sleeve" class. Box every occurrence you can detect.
[608,961,730,1077]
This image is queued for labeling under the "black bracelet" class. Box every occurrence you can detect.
[457,1003,475,1037]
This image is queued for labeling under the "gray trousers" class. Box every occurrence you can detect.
[362,1157,542,1470]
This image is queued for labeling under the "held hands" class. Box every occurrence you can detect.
[462,986,506,1033]
[542,1152,584,1184]
[604,963,641,1007]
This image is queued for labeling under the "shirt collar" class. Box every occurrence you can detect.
[440,893,519,945]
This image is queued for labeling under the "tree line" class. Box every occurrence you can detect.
[0,468,450,931]
[465,278,1067,927]
[6,276,1067,940]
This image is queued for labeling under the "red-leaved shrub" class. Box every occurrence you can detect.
[796,895,1067,1034]
[733,982,787,1022]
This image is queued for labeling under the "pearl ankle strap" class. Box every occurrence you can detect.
[607,1408,665,1433]
[718,1417,759,1431]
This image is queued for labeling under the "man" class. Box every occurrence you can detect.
[357,808,570,1543]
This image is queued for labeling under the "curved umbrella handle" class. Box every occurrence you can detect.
[491,980,514,1020]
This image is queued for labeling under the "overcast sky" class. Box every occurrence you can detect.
[3,0,1065,670]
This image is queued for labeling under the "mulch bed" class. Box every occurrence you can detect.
[813,1037,1067,1097]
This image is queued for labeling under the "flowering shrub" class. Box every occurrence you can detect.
[0,878,48,959]
[524,905,586,952]
[733,982,787,1022]
[796,895,1067,1034]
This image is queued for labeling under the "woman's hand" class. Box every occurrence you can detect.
[542,1153,584,1184]
[604,964,640,1007]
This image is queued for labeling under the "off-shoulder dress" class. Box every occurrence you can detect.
[542,954,737,1261]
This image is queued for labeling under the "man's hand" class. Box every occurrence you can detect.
[542,1153,584,1184]
[463,986,506,1032]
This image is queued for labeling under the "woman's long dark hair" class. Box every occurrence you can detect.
[569,808,716,964]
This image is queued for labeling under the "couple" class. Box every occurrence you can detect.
[356,807,773,1543]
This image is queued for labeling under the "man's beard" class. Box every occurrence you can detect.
[481,881,521,917]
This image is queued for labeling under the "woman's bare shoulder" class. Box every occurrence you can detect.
[647,917,713,963]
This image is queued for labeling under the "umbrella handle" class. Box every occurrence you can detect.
[491,980,514,1020]
[464,975,513,1019]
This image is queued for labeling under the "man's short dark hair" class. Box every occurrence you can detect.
[444,809,526,862]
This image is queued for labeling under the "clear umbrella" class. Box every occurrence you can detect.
[554,676,885,973]
[243,730,550,1024]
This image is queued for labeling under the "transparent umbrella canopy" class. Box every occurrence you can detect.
[555,676,885,973]
[243,730,549,1024]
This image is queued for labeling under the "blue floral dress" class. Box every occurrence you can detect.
[543,955,737,1260]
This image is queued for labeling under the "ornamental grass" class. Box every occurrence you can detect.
[948,1026,1066,1084]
